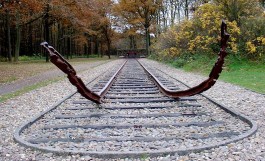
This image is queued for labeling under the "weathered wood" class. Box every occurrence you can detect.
[28,131,239,144]
[55,112,204,119]
[43,121,224,130]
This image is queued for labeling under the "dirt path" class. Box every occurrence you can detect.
[0,61,105,96]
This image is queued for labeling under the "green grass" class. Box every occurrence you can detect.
[0,57,114,84]
[0,57,114,102]
[0,77,62,103]
[1,55,116,63]
[219,60,265,94]
[4,76,17,83]
[170,54,265,94]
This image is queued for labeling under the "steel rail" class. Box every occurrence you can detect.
[97,60,127,98]
[41,42,126,104]
[139,20,230,98]
[13,54,258,159]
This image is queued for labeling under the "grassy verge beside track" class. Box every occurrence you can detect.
[0,57,112,84]
[0,57,115,102]
[0,77,62,103]
[168,55,265,94]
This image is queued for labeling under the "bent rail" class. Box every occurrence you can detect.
[41,20,229,102]
[41,42,102,103]
[141,20,230,98]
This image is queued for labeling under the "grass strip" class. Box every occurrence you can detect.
[168,55,265,94]
[0,59,115,102]
[0,77,63,103]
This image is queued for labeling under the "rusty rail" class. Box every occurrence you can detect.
[41,42,126,104]
[97,60,127,97]
[41,20,229,102]
[140,20,230,98]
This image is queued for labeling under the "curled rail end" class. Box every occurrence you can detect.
[144,21,230,98]
[41,42,102,104]
[221,20,230,51]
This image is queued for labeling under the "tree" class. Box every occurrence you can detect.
[214,0,263,26]
[91,0,114,59]
[260,0,265,7]
[114,0,162,55]
[151,2,241,61]
[0,0,43,62]
[0,0,18,62]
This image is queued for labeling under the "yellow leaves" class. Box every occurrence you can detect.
[257,37,265,45]
[230,42,238,53]
[262,38,265,46]
[257,37,262,41]
[193,3,223,37]
[188,36,215,53]
[244,36,265,58]
[227,21,241,35]
[246,41,256,54]
[227,22,240,54]
[188,42,195,51]
[153,0,265,61]
[231,37,236,42]
[169,47,180,57]
[184,31,190,37]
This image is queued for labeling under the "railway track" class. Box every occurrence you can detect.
[14,59,257,159]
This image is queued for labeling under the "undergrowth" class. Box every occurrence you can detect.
[162,54,265,94]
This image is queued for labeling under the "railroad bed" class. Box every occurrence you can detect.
[14,59,256,159]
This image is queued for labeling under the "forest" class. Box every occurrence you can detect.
[0,0,265,63]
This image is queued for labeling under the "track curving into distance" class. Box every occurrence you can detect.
[14,59,257,159]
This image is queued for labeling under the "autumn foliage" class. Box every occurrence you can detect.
[0,0,265,62]
[0,0,115,62]
[151,0,265,62]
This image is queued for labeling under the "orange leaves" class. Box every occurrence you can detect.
[114,0,161,29]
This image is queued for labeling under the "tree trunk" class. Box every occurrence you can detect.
[129,35,133,49]
[95,37,99,57]
[106,40,111,59]
[145,27,150,56]
[57,23,61,54]
[90,37,94,56]
[70,38,73,59]
[84,44,87,57]
[28,11,33,56]
[6,10,12,62]
[185,0,189,19]
[15,12,21,62]
[44,4,50,62]
[90,36,94,56]
[177,0,181,23]
[67,36,70,59]
[104,27,111,59]
[87,37,91,58]
[28,23,33,56]
[100,42,104,58]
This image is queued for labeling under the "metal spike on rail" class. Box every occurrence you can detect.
[41,42,102,104]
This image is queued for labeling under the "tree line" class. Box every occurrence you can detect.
[151,0,265,62]
[1,0,264,62]
[0,0,115,62]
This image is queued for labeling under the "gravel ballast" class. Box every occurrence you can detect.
[0,59,264,160]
